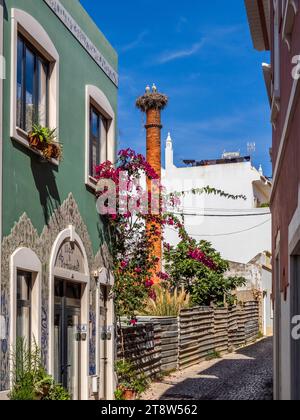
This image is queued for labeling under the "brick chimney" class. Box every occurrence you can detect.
[136,85,168,278]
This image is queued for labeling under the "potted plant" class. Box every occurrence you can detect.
[42,142,63,161]
[115,383,136,401]
[28,124,54,148]
[28,124,62,161]
[9,338,71,401]
[114,360,148,400]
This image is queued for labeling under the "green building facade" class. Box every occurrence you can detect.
[0,0,118,400]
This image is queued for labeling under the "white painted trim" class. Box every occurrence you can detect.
[105,285,115,400]
[9,248,42,384]
[95,271,114,399]
[10,9,59,157]
[0,391,9,400]
[98,267,114,287]
[282,0,298,50]
[245,0,270,51]
[85,85,116,189]
[48,226,90,400]
[95,282,100,381]
[271,95,280,126]
[288,184,300,254]
[275,230,281,258]
[263,292,267,336]
[262,62,272,105]
[271,76,300,202]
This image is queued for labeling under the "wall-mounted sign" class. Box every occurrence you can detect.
[76,324,87,334]
[98,267,114,286]
[43,0,119,87]
[55,240,85,273]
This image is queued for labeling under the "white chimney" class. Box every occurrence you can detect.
[165,132,175,170]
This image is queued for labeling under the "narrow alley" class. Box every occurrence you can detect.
[143,338,273,401]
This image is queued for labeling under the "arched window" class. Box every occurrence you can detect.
[10,248,42,351]
[49,226,90,400]
[85,85,116,188]
[10,9,59,162]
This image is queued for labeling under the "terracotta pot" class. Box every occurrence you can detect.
[43,143,61,160]
[123,389,136,400]
[28,134,41,148]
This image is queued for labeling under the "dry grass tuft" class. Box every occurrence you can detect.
[141,287,190,317]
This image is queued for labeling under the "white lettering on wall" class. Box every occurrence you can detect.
[43,0,118,87]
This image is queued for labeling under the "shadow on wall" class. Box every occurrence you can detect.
[159,338,273,401]
[12,141,62,225]
[30,158,61,225]
[2,0,8,21]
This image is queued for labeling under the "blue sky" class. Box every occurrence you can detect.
[80,0,272,176]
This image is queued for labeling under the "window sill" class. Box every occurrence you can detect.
[11,127,59,166]
[0,391,9,401]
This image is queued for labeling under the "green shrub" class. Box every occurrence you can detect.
[115,360,148,400]
[9,338,71,401]
[164,240,246,307]
[206,350,221,361]
[46,384,71,401]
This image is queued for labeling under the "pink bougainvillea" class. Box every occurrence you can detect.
[188,249,216,270]
[157,272,170,281]
[94,148,217,319]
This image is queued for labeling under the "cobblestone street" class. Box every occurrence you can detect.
[142,338,273,401]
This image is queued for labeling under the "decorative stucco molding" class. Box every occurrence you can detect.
[41,193,94,271]
[1,193,97,279]
[0,193,111,391]
[1,214,41,290]
[93,243,113,273]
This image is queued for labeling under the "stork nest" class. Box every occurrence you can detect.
[136,93,168,112]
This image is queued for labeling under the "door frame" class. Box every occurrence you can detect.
[54,279,81,399]
[49,226,90,400]
[289,196,300,400]
[96,268,115,400]
[9,247,42,387]
[274,253,281,400]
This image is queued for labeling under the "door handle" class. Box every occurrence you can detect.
[61,364,71,375]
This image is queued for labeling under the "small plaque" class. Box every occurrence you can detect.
[0,316,6,340]
[77,324,87,334]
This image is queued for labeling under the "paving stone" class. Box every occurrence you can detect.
[142,337,273,401]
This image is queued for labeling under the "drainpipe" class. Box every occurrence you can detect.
[136,86,168,281]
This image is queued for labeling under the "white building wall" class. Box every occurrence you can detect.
[164,211,271,264]
[162,135,272,264]
[261,267,273,336]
